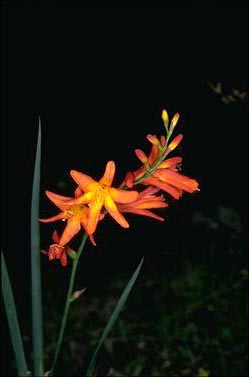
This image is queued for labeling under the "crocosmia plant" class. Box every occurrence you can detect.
[2,108,199,376]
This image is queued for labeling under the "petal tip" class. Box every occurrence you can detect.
[70,170,77,177]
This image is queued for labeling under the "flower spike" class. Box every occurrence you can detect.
[41,107,199,260]
[125,109,199,198]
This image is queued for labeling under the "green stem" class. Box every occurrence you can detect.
[49,233,88,376]
[134,147,171,185]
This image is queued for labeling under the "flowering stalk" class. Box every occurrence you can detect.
[40,107,199,376]
[122,109,199,200]
[49,232,88,376]
[119,111,176,187]
[133,146,174,185]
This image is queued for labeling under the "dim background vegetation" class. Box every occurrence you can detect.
[1,1,248,376]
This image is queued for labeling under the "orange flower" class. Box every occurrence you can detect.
[40,191,98,246]
[144,139,199,198]
[146,161,198,199]
[69,161,138,235]
[125,133,199,199]
[41,230,72,267]
[117,186,168,221]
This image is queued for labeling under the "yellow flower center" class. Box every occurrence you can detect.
[90,184,109,208]
[64,205,87,220]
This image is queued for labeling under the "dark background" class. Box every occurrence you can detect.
[1,1,248,376]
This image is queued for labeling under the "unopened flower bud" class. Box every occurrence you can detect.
[169,113,180,132]
[67,249,77,260]
[160,135,166,147]
[147,134,160,146]
[70,288,87,302]
[135,149,148,164]
[162,109,169,123]
[167,134,183,152]
[125,172,134,188]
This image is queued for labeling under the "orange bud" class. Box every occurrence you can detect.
[146,134,159,146]
[169,113,180,132]
[135,149,148,164]
[125,171,134,188]
[167,134,183,152]
[160,135,166,147]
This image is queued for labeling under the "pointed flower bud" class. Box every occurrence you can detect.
[70,288,87,302]
[124,171,135,188]
[160,135,166,147]
[135,149,148,164]
[162,109,169,123]
[162,109,169,131]
[169,113,180,133]
[146,134,160,146]
[167,134,183,152]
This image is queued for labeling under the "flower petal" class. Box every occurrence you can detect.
[65,191,95,205]
[99,161,115,186]
[46,191,73,201]
[159,157,182,169]
[41,250,48,256]
[74,186,83,198]
[155,170,199,193]
[144,177,182,199]
[60,251,68,267]
[45,191,74,211]
[89,234,97,246]
[137,186,161,198]
[133,198,168,209]
[148,144,159,165]
[80,217,97,246]
[40,212,66,223]
[87,199,104,235]
[110,188,138,203]
[104,195,129,228]
[52,230,60,243]
[59,218,81,246]
[70,170,97,192]
[121,208,165,221]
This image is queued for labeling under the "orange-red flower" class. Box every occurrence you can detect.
[69,161,138,235]
[117,186,168,221]
[125,132,199,199]
[41,230,72,267]
[40,191,98,246]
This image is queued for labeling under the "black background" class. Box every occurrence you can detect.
[2,0,248,253]
[1,1,248,375]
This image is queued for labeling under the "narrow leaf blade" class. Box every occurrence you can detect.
[1,252,29,376]
[31,118,44,375]
[86,257,144,376]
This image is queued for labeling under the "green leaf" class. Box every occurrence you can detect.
[1,252,29,376]
[31,118,44,375]
[85,257,144,377]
